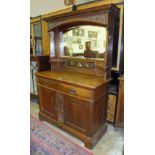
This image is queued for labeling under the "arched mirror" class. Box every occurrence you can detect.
[60,25,107,59]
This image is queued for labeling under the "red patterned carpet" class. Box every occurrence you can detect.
[30,115,93,155]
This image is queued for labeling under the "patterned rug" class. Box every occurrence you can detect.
[30,115,93,155]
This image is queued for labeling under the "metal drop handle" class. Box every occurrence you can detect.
[69,89,77,95]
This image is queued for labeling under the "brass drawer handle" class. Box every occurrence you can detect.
[69,89,77,95]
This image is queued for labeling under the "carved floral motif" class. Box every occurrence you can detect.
[56,93,64,123]
[66,60,95,69]
[48,14,107,30]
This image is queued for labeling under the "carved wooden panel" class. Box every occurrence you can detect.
[82,14,107,24]
[48,14,107,30]
[56,93,64,123]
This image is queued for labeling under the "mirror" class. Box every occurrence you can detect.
[62,25,107,59]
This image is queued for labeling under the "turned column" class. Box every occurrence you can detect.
[49,29,65,70]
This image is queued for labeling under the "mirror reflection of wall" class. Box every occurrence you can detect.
[63,25,107,59]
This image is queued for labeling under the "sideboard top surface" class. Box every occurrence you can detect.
[36,70,109,89]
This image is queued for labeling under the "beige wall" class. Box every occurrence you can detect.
[30,0,95,17]
[30,0,66,17]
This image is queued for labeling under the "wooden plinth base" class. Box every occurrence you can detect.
[39,111,107,149]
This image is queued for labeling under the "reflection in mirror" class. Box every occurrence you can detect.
[62,25,107,59]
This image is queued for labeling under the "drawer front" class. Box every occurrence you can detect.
[59,83,92,100]
[38,78,58,90]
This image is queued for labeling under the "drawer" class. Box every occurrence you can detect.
[59,83,92,100]
[38,78,58,90]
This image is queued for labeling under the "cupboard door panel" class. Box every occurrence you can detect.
[64,96,90,135]
[38,86,57,119]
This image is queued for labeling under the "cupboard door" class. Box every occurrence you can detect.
[38,86,57,119]
[64,96,90,135]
